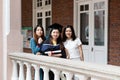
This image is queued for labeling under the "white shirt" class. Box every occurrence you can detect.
[63,38,82,59]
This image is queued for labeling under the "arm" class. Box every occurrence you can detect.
[65,48,70,59]
[78,45,84,61]
[30,38,41,55]
[48,53,62,57]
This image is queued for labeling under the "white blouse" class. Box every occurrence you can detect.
[63,38,82,59]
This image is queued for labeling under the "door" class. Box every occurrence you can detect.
[78,0,108,64]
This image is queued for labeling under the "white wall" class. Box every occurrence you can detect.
[0,0,3,80]
[7,0,23,80]
[0,0,23,80]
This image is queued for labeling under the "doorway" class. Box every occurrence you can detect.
[74,0,108,64]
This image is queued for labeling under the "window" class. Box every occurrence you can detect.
[33,0,52,36]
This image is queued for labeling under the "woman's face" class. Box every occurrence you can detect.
[36,27,43,37]
[65,28,72,39]
[51,29,60,40]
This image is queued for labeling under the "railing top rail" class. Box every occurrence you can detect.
[9,52,120,79]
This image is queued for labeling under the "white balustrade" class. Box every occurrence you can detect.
[33,64,40,80]
[18,61,25,80]
[25,62,32,80]
[9,52,120,80]
[76,74,88,80]
[42,66,49,80]
[11,60,18,80]
[65,72,73,80]
[51,69,60,80]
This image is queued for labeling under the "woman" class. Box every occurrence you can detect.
[41,23,66,80]
[62,25,84,80]
[41,23,66,58]
[30,24,46,80]
[30,25,46,55]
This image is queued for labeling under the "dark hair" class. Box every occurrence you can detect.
[62,25,76,42]
[34,24,45,44]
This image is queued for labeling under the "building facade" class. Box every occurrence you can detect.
[0,0,120,80]
[22,0,120,66]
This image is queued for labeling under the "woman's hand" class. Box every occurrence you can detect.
[66,55,70,59]
[48,52,53,56]
[36,52,41,55]
[78,45,84,61]
[65,48,70,59]
[38,37,43,44]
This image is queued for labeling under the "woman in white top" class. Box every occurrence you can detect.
[62,25,84,61]
[62,25,85,80]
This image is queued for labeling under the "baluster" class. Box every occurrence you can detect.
[42,66,49,80]
[114,78,120,80]
[77,74,90,80]
[33,64,40,80]
[51,69,60,80]
[91,77,102,80]
[65,72,73,80]
[11,60,18,80]
[18,61,25,80]
[25,62,32,80]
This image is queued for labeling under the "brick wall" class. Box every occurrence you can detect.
[108,0,120,66]
[22,0,32,53]
[22,0,32,26]
[52,0,73,26]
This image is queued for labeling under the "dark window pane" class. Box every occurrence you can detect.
[80,5,84,11]
[49,0,51,4]
[45,1,47,5]
[37,13,39,17]
[85,5,89,10]
[46,18,51,36]
[80,13,89,45]
[37,3,39,7]
[37,19,42,25]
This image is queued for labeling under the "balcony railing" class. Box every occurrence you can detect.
[9,52,120,80]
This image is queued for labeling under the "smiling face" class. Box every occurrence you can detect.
[36,26,43,37]
[65,27,72,39]
[51,29,60,40]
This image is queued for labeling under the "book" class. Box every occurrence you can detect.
[44,50,61,54]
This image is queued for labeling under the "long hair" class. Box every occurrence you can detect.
[62,25,76,42]
[34,24,45,44]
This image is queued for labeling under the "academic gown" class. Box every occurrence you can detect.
[41,39,66,80]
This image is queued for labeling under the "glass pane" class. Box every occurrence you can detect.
[85,5,89,11]
[94,2,105,10]
[45,1,47,5]
[37,3,39,7]
[40,12,42,17]
[80,13,89,45]
[40,2,42,6]
[45,12,47,16]
[46,18,51,36]
[94,11,104,46]
[37,19,42,25]
[49,0,51,4]
[80,5,84,11]
[45,0,51,5]
[49,11,51,16]
[37,13,39,17]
